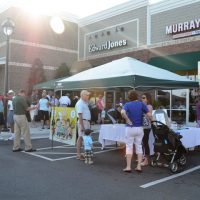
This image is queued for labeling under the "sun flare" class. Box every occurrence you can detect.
[50,16,65,34]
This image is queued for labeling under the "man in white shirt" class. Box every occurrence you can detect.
[75,90,91,160]
[59,93,71,107]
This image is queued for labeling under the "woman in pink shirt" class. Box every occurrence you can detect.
[96,95,105,124]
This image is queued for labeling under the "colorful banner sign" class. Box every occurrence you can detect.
[50,107,77,145]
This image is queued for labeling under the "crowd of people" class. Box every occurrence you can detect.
[75,89,154,170]
[1,88,200,170]
[0,89,80,152]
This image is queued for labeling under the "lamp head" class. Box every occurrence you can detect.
[2,18,15,36]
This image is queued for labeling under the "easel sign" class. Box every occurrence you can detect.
[50,107,77,145]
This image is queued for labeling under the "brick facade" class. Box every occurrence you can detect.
[0,7,78,93]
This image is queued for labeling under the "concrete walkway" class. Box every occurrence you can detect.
[0,123,100,140]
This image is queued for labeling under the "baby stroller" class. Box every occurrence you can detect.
[106,105,124,124]
[151,121,187,173]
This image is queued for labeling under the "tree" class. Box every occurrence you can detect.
[27,58,46,95]
[55,62,71,78]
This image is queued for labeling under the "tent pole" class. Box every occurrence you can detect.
[170,90,172,121]
[51,89,56,150]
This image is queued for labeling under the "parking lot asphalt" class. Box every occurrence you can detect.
[0,127,200,200]
[0,135,200,200]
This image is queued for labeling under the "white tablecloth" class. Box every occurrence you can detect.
[176,127,200,148]
[98,124,127,148]
[98,124,200,150]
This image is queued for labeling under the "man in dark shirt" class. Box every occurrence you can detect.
[12,89,36,152]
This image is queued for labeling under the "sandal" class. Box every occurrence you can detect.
[141,158,149,166]
[141,162,148,166]
[135,168,142,173]
[123,168,132,173]
[76,155,85,160]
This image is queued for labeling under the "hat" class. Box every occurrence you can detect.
[80,90,90,97]
[8,89,14,94]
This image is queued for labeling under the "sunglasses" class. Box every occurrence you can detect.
[142,96,146,99]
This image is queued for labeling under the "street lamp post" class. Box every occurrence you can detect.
[1,18,15,131]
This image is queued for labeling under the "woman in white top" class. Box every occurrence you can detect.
[38,92,49,129]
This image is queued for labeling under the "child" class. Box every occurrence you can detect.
[83,129,94,164]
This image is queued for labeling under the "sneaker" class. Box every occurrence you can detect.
[88,160,93,165]
[25,149,36,152]
[8,134,15,140]
[13,148,23,152]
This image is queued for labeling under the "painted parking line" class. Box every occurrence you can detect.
[34,152,77,155]
[140,165,200,188]
[23,143,123,162]
[35,140,101,151]
[22,152,54,161]
[52,147,123,161]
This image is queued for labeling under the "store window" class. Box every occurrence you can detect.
[156,89,189,125]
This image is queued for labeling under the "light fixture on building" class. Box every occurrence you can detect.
[116,26,124,32]
[1,17,15,131]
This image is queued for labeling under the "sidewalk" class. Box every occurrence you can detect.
[0,123,101,140]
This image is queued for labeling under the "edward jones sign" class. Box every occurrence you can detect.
[89,39,127,53]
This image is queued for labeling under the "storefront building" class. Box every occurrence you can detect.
[0,0,199,125]
[78,0,200,125]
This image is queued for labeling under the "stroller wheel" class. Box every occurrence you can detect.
[170,162,178,173]
[150,160,157,167]
[179,154,187,166]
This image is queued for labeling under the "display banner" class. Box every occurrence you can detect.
[50,107,77,145]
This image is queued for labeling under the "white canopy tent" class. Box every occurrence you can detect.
[55,57,199,90]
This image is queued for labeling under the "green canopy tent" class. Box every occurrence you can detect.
[55,57,199,91]
[34,77,65,90]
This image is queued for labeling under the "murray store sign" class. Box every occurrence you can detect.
[89,39,127,53]
[166,18,200,39]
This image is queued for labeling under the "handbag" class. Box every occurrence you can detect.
[142,103,150,128]
[142,114,150,127]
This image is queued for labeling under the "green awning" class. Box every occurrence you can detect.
[148,51,200,73]
[33,77,66,90]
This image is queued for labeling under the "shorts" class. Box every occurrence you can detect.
[39,110,49,121]
[101,110,106,118]
[0,112,5,125]
[7,110,14,124]
[77,120,90,137]
[84,150,93,159]
[30,105,38,121]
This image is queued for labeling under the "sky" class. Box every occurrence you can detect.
[7,0,163,18]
